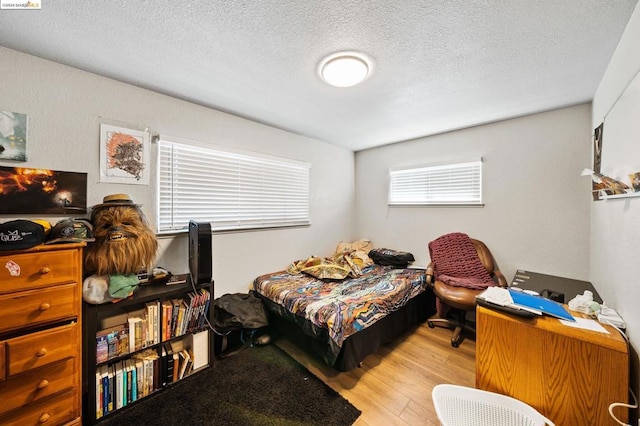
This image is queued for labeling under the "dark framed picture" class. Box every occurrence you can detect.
[0,166,87,214]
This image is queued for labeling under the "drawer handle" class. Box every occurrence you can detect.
[38,413,50,423]
[39,267,50,275]
[37,379,49,389]
[35,348,48,358]
[39,302,51,311]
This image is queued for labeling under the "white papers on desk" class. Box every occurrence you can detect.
[560,317,609,334]
[477,287,542,315]
[478,286,513,305]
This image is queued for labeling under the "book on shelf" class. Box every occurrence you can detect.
[172,350,180,383]
[178,349,191,380]
[185,292,196,334]
[145,301,159,347]
[107,366,114,414]
[161,300,173,342]
[170,299,180,338]
[135,359,144,399]
[125,360,134,404]
[115,364,124,410]
[95,371,103,419]
[96,334,108,364]
[127,317,142,354]
[165,343,175,385]
[130,359,138,402]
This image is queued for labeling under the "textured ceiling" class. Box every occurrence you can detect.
[0,0,637,151]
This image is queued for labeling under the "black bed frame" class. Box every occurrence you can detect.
[255,289,436,371]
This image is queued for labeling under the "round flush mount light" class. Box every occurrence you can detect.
[319,52,372,88]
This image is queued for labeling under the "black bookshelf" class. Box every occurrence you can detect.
[82,276,214,424]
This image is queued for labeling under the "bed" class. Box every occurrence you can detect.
[251,259,435,371]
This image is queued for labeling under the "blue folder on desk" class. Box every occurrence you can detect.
[508,289,575,322]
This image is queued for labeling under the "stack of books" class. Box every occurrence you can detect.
[160,288,211,341]
[95,350,159,420]
[95,302,162,363]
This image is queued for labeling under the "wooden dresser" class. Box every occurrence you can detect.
[476,305,629,425]
[0,243,85,426]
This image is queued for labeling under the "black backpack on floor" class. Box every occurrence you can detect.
[213,292,269,357]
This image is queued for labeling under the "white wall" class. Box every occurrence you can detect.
[592,2,640,366]
[0,47,355,297]
[355,104,592,283]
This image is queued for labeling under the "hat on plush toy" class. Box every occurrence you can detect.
[92,193,140,209]
[45,218,95,244]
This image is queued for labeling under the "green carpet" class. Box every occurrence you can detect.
[97,343,361,425]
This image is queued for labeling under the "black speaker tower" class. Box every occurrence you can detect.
[188,220,212,284]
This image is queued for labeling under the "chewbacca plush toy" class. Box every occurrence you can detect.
[83,194,158,303]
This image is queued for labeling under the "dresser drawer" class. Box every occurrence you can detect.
[0,249,79,294]
[5,322,78,377]
[0,358,76,416]
[0,284,79,334]
[0,389,78,426]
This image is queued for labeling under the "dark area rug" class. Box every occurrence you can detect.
[98,344,361,425]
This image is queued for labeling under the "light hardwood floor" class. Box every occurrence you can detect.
[277,322,476,426]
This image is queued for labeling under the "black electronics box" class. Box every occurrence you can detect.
[188,220,212,284]
[510,269,602,304]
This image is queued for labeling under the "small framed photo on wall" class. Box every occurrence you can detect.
[0,109,28,162]
[99,124,150,185]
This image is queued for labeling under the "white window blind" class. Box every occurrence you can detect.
[157,140,310,233]
[388,159,483,206]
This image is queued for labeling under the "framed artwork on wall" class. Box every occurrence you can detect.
[588,67,640,200]
[0,166,87,214]
[99,124,150,185]
[0,109,28,162]
[592,123,604,201]
[582,72,640,201]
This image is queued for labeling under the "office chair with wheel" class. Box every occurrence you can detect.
[426,233,506,347]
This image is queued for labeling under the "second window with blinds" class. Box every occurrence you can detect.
[388,159,483,206]
[157,139,311,233]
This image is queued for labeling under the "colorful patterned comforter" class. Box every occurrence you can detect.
[252,264,427,362]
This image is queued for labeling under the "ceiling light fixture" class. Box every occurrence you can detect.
[319,52,371,88]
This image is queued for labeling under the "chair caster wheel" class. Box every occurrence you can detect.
[427,321,435,328]
[451,340,460,348]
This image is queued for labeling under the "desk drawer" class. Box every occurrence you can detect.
[0,358,76,415]
[0,250,79,294]
[0,284,79,334]
[5,322,77,377]
[0,389,77,426]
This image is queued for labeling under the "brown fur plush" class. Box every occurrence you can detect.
[84,204,158,276]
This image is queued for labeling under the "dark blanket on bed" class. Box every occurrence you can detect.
[252,264,427,365]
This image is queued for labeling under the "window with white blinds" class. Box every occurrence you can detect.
[157,139,310,233]
[388,159,483,206]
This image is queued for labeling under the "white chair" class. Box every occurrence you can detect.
[432,384,555,426]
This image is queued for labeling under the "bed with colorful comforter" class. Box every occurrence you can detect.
[252,262,435,371]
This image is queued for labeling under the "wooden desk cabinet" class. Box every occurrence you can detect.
[0,243,85,426]
[476,306,629,425]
